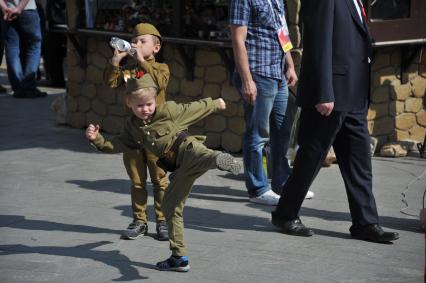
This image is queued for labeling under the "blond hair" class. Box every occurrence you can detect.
[128,87,157,100]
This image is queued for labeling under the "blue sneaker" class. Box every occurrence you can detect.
[156,255,190,272]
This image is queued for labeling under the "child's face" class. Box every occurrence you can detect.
[131,35,160,59]
[126,94,157,121]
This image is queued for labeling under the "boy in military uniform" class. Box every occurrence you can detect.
[104,23,169,240]
[86,74,242,272]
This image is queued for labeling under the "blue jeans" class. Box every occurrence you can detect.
[2,10,42,91]
[234,72,292,197]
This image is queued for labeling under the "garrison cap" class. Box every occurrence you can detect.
[126,73,158,94]
[133,23,162,39]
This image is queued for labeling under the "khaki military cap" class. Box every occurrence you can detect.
[126,73,158,94]
[133,23,161,39]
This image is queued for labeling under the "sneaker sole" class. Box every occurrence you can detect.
[249,198,278,206]
[123,230,148,240]
[216,153,242,175]
[157,265,190,272]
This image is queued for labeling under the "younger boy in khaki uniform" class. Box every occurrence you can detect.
[104,23,169,240]
[86,74,242,272]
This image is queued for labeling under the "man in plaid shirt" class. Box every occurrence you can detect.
[229,0,313,205]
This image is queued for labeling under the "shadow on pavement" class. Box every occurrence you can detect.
[0,241,154,281]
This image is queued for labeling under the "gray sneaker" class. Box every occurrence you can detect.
[216,153,242,175]
[123,220,148,240]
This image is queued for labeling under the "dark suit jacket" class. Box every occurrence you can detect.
[296,0,373,112]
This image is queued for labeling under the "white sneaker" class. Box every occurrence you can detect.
[305,190,315,199]
[249,190,280,206]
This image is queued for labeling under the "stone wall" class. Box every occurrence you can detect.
[64,0,425,153]
[65,38,245,152]
[369,48,426,147]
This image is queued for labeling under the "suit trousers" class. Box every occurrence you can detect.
[161,140,219,256]
[275,108,379,226]
[123,149,169,223]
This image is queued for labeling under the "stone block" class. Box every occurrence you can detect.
[67,51,80,67]
[380,143,407,157]
[92,100,107,116]
[108,105,127,117]
[409,125,426,141]
[222,83,241,102]
[194,66,205,79]
[223,102,238,117]
[90,52,107,69]
[86,65,103,84]
[97,85,116,104]
[66,112,86,128]
[228,117,245,135]
[205,132,221,149]
[188,126,204,135]
[371,117,394,135]
[411,76,426,98]
[393,129,410,141]
[66,95,78,112]
[181,79,204,97]
[169,61,185,80]
[405,97,423,113]
[77,96,91,112]
[203,84,221,99]
[81,83,96,99]
[368,103,388,120]
[390,80,411,101]
[205,65,227,83]
[373,67,397,86]
[67,82,81,97]
[371,85,389,103]
[98,40,113,58]
[167,76,180,94]
[395,113,416,130]
[86,111,103,126]
[416,110,426,127]
[388,100,405,117]
[67,66,85,83]
[196,50,222,66]
[221,131,242,153]
[103,116,124,134]
[205,115,226,132]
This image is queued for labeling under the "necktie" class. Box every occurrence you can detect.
[357,0,368,21]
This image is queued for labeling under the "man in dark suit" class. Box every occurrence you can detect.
[271,0,399,243]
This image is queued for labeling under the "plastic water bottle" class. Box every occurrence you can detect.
[110,37,136,56]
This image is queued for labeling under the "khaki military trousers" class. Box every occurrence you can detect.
[123,149,169,223]
[161,140,219,256]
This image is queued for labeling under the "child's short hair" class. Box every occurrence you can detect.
[129,87,157,100]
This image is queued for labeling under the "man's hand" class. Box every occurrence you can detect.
[315,102,334,116]
[217,98,226,110]
[241,79,257,105]
[285,66,298,87]
[111,49,128,66]
[86,124,100,141]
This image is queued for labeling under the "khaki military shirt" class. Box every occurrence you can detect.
[103,57,169,105]
[92,98,222,158]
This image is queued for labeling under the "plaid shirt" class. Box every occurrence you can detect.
[229,0,286,80]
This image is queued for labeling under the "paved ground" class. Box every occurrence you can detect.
[0,69,425,282]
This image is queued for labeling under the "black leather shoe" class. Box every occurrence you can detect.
[350,224,399,243]
[271,212,314,237]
